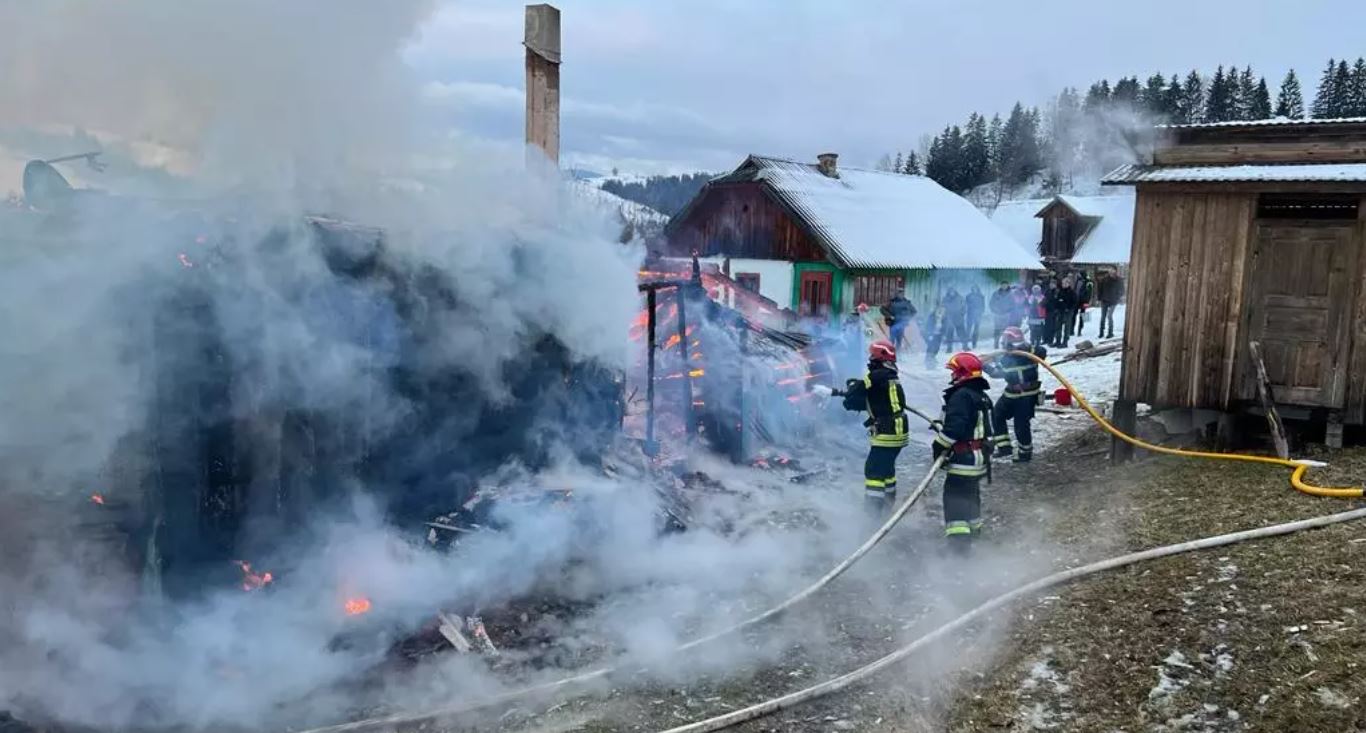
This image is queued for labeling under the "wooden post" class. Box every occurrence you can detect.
[524,4,561,163]
[645,288,657,450]
[1110,399,1137,463]
[677,287,694,440]
[1248,340,1290,459]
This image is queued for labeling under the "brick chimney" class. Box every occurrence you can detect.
[816,152,839,178]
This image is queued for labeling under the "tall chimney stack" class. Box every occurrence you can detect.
[524,4,561,164]
[816,152,839,178]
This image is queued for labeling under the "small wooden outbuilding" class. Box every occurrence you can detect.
[1103,117,1366,448]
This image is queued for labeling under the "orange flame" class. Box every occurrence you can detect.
[90,493,105,505]
[234,561,273,591]
[688,368,705,378]
[344,597,372,616]
[663,334,682,350]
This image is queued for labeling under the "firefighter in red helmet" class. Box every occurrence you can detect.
[839,339,910,516]
[984,326,1046,462]
[932,351,997,545]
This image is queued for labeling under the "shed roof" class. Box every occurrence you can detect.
[1103,162,1366,184]
[712,155,1041,270]
[1157,116,1366,130]
[1063,195,1135,264]
[984,194,1134,265]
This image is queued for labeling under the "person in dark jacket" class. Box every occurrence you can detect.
[932,352,996,545]
[841,339,910,517]
[988,282,1013,348]
[1096,269,1125,339]
[885,293,916,350]
[985,326,1046,463]
[1073,273,1094,337]
[964,284,986,349]
[941,286,966,352]
[1046,279,1076,348]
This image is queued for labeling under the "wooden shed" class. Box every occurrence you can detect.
[1103,117,1366,448]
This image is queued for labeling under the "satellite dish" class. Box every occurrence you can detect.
[22,160,74,210]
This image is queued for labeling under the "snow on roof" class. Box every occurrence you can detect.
[984,198,1049,252]
[746,155,1042,270]
[1104,162,1366,184]
[1158,116,1366,130]
[1065,195,1135,264]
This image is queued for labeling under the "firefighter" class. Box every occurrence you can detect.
[931,352,995,544]
[985,327,1046,463]
[839,339,910,517]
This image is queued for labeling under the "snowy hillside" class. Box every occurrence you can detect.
[568,180,670,239]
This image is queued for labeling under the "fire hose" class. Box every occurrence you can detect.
[1009,350,1362,499]
[293,455,948,733]
[654,352,1365,732]
[656,505,1366,733]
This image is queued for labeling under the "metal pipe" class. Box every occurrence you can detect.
[677,286,693,439]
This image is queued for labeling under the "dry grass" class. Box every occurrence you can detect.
[946,442,1366,732]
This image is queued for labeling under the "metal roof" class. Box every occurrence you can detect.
[732,155,1042,270]
[1103,162,1366,184]
[1157,116,1366,130]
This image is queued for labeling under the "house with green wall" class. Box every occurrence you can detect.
[664,153,1041,321]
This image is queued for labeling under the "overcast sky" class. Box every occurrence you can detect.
[407,0,1366,175]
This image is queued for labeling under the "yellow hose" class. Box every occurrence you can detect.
[1008,350,1363,499]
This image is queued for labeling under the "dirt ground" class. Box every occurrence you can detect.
[448,417,1366,733]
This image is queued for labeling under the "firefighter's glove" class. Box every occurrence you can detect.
[929,419,944,432]
[931,440,946,460]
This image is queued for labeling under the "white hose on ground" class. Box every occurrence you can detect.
[293,456,948,733]
[656,505,1366,733]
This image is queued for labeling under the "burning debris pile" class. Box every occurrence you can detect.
[627,259,845,464]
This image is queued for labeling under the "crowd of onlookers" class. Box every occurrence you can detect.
[868,269,1125,367]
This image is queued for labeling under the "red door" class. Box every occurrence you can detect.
[799,271,833,317]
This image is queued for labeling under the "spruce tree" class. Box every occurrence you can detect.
[1141,73,1168,117]
[1163,75,1185,121]
[1248,77,1273,120]
[961,113,991,190]
[1233,66,1256,119]
[1332,60,1353,117]
[1347,58,1366,117]
[1083,80,1112,113]
[1312,58,1339,118]
[1112,77,1141,107]
[986,113,1005,178]
[999,103,1043,187]
[904,151,922,175]
[1204,66,1234,122]
[1275,69,1305,118]
[1180,70,1205,123]
[1047,89,1082,179]
[892,152,903,174]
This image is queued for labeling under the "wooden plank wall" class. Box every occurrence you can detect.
[665,183,827,262]
[1120,190,1256,409]
[1345,206,1366,424]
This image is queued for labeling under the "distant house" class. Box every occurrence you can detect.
[986,193,1135,271]
[662,153,1041,318]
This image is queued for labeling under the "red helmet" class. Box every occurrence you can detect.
[945,352,984,383]
[856,302,870,314]
[868,339,897,363]
[1001,326,1025,344]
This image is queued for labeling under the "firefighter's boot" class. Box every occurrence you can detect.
[1013,448,1033,463]
[944,520,973,553]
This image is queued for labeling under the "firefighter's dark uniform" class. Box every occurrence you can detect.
[985,344,1047,462]
[842,361,909,515]
[931,376,994,538]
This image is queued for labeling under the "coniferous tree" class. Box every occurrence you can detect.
[1163,75,1186,122]
[1312,58,1340,118]
[1180,70,1205,123]
[904,151,922,175]
[1141,73,1168,117]
[961,113,991,190]
[1275,69,1305,118]
[1204,66,1234,122]
[1233,66,1255,119]
[999,103,1043,186]
[1346,58,1366,117]
[986,113,1005,178]
[1083,80,1112,113]
[1046,89,1082,182]
[1332,60,1353,117]
[1112,77,1141,107]
[891,152,903,173]
[1248,77,1273,120]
